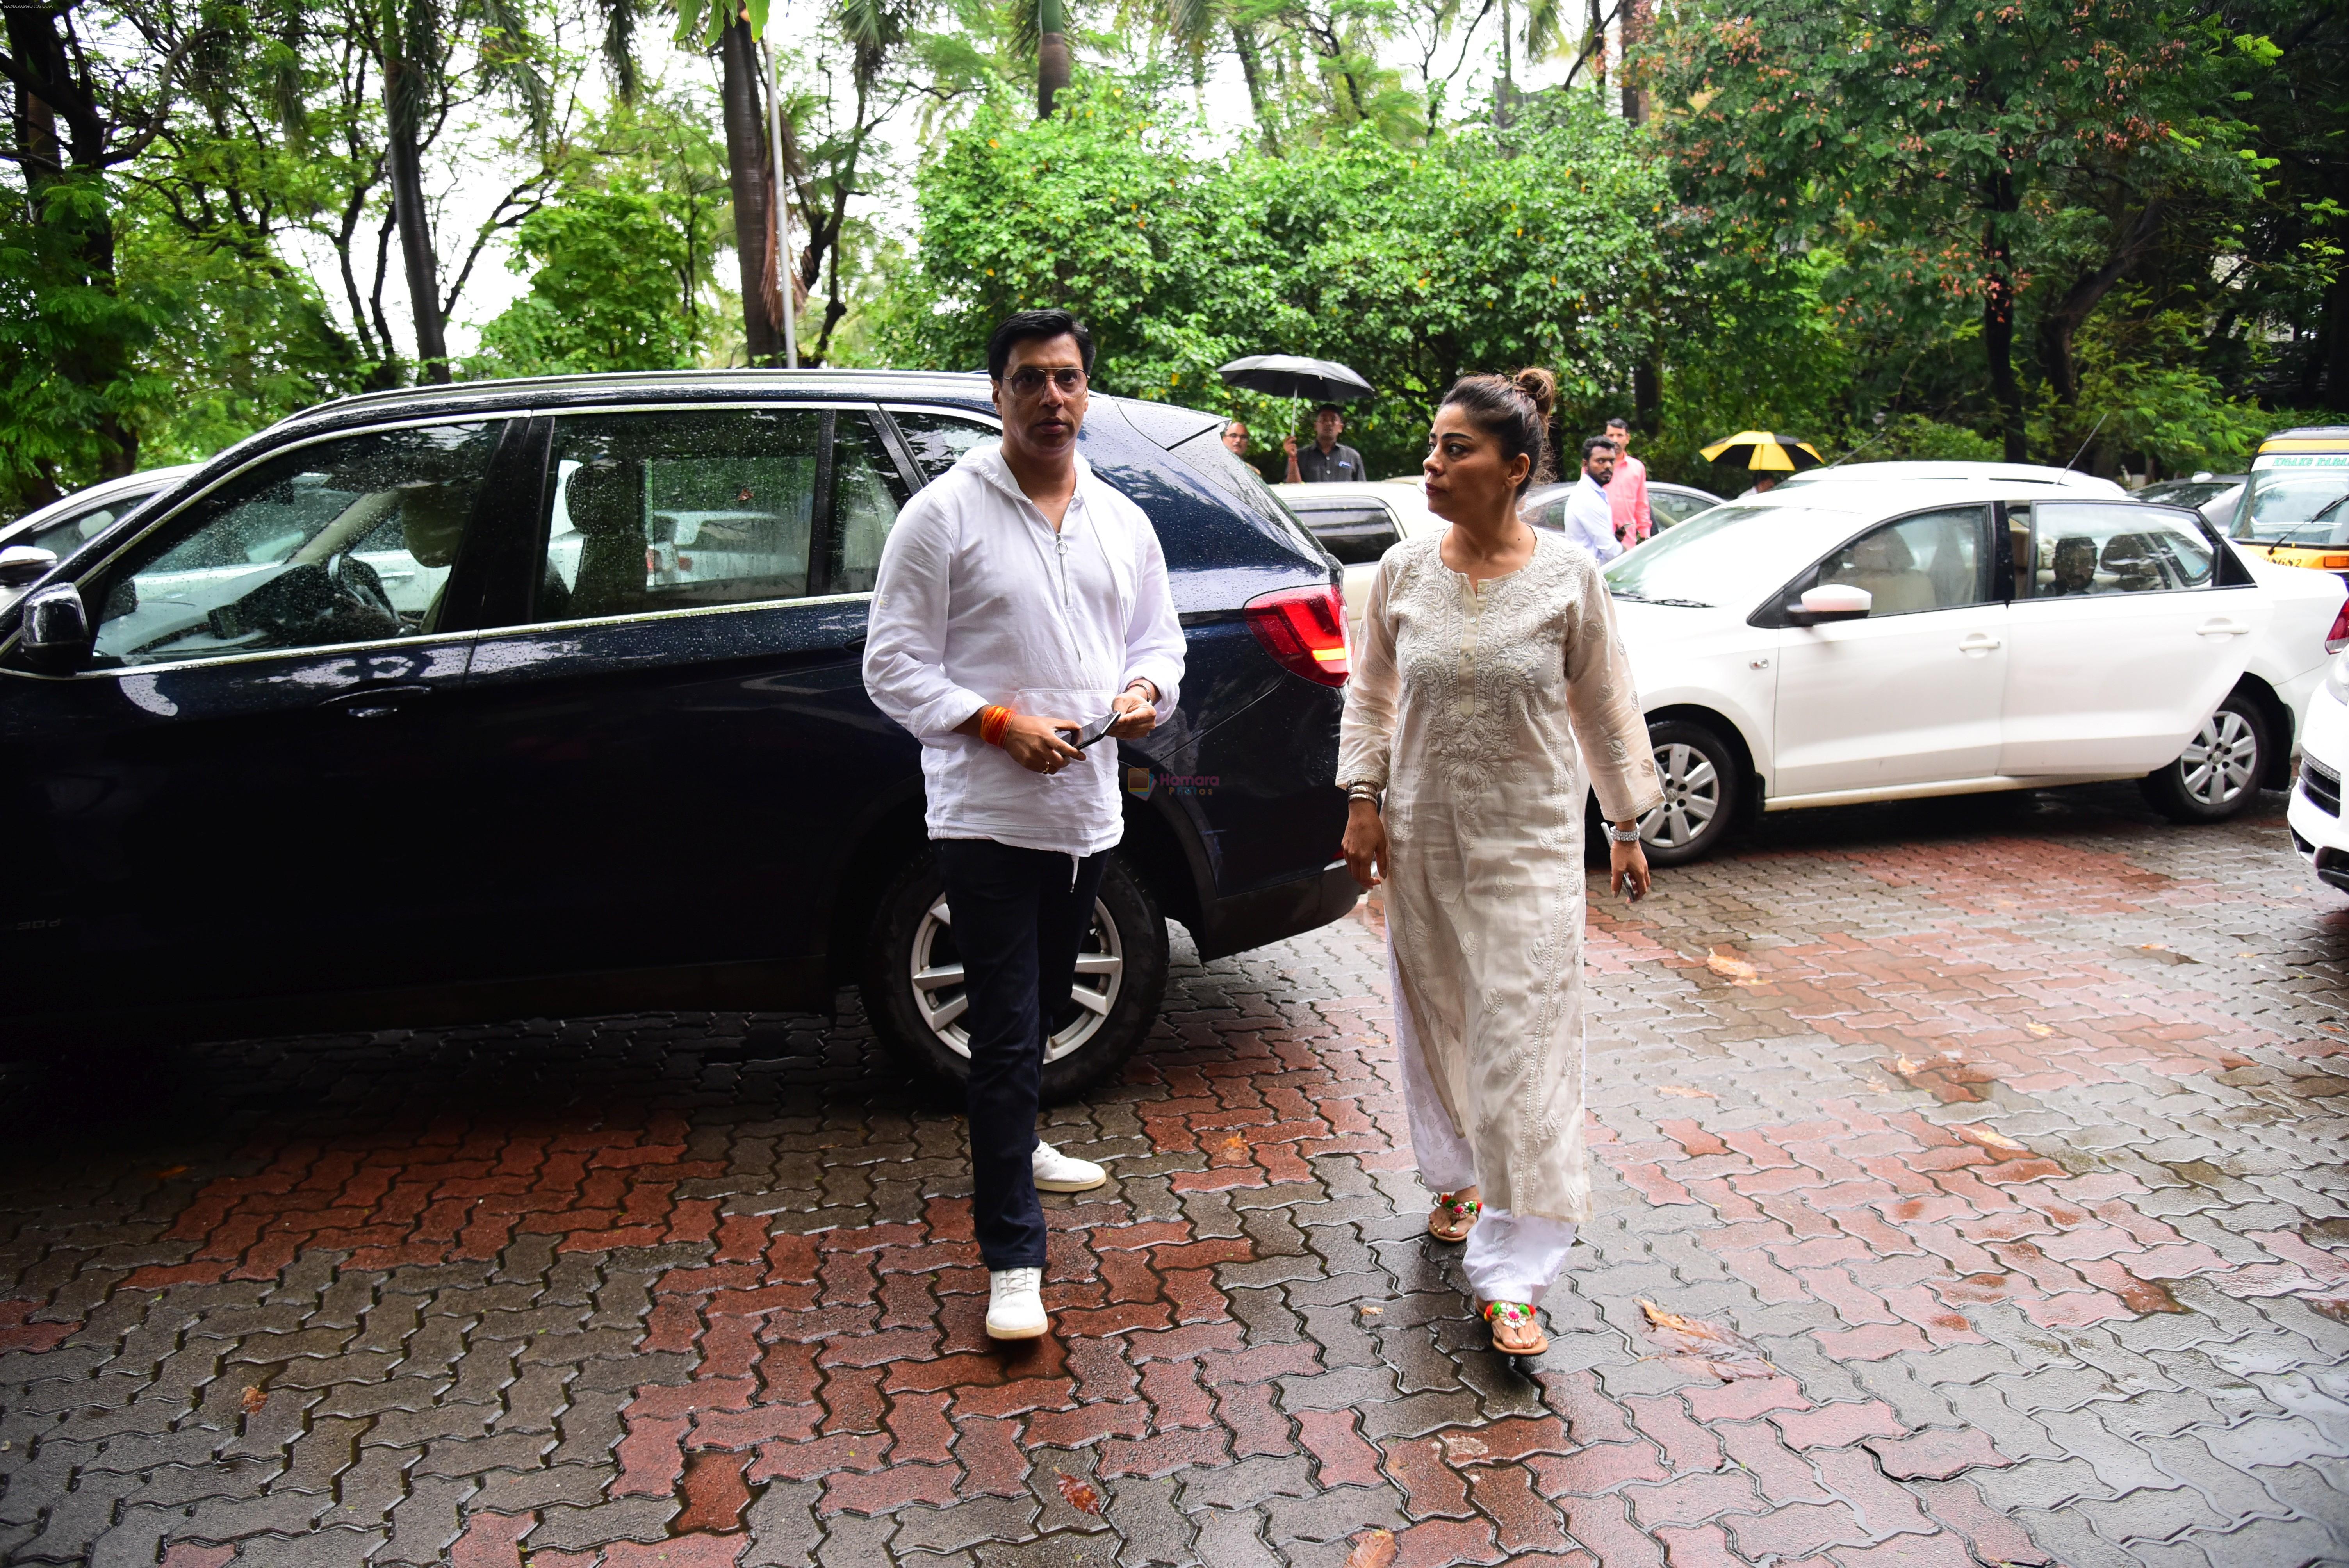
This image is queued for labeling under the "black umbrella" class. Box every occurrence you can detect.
[1215,355,1373,404]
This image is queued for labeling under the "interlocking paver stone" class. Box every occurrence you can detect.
[1,784,2345,1563]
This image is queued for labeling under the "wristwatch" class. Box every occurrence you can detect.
[1606,822,1643,844]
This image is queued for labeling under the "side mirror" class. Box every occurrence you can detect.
[19,581,91,673]
[1785,583,1871,625]
[0,545,58,587]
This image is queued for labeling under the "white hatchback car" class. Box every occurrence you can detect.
[1603,482,2347,862]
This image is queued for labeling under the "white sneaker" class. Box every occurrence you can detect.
[985,1267,1048,1339]
[1031,1139,1108,1193]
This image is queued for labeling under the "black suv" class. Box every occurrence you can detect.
[1,372,1355,1096]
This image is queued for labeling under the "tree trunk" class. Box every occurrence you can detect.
[1038,0,1070,117]
[1982,212,2025,462]
[1620,0,1647,123]
[719,15,781,365]
[1230,24,1278,153]
[2035,200,2163,407]
[381,59,447,385]
[1634,359,1659,433]
[7,5,138,479]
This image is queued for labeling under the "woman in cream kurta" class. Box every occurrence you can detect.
[1338,382,1663,1353]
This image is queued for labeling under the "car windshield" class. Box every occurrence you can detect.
[1604,504,1854,608]
[2230,459,2349,545]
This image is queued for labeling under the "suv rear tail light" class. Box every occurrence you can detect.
[2328,600,2349,655]
[1246,584,1349,686]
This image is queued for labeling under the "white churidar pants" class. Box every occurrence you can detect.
[1389,939,1579,1304]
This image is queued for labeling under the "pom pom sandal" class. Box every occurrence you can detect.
[1481,1299,1548,1357]
[1427,1192,1481,1243]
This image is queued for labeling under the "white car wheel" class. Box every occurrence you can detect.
[1641,742,1722,851]
[908,894,1125,1065]
[2178,709,2259,809]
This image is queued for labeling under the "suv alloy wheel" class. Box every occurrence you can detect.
[861,848,1170,1101]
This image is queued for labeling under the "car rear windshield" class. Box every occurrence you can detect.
[1164,428,1326,561]
[1604,505,1855,609]
[2230,456,2349,545]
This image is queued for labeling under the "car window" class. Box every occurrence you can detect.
[889,408,997,481]
[540,410,825,618]
[87,422,501,668]
[25,492,153,559]
[1291,503,1399,565]
[835,416,912,594]
[1651,491,1714,527]
[1523,493,1570,532]
[1803,506,1992,616]
[2023,501,2213,597]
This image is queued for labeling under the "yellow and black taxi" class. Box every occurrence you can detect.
[2228,426,2349,584]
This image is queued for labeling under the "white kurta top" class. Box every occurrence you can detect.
[862,444,1186,857]
[1338,530,1662,1222]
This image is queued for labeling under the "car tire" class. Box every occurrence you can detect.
[860,846,1169,1104]
[2141,694,2270,823]
[1634,720,1743,866]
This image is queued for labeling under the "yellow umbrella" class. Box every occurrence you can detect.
[1701,431,1825,473]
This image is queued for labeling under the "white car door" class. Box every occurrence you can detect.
[1999,501,2260,775]
[1772,505,2008,796]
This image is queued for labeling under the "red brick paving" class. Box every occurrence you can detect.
[0,790,2344,1565]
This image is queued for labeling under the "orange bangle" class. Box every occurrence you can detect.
[979,705,1012,747]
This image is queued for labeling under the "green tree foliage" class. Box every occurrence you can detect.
[881,80,1670,477]
[1646,0,2338,471]
[477,182,696,372]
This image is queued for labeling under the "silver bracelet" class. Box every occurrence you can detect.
[1606,823,1643,844]
[1346,782,1382,805]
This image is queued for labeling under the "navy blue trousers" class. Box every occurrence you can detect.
[933,839,1107,1270]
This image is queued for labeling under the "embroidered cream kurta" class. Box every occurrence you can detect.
[1339,530,1662,1224]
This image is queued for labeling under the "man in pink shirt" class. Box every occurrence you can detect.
[1605,417,1653,547]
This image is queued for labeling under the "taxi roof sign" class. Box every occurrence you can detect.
[2259,426,2349,454]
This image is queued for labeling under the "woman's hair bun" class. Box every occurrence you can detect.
[1512,367,1558,422]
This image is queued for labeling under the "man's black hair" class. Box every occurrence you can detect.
[1315,403,1344,417]
[1605,415,1631,431]
[986,310,1096,381]
[1581,435,1616,461]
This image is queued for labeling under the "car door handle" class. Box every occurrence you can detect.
[319,684,431,720]
[1958,633,2001,653]
[2196,618,2250,638]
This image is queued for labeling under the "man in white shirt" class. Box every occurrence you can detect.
[863,310,1185,1342]
[1558,435,1624,564]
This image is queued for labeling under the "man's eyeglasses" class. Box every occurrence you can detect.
[1003,367,1087,398]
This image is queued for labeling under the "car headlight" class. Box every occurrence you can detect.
[2328,650,2349,704]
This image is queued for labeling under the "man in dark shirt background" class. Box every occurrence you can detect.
[1284,404,1367,483]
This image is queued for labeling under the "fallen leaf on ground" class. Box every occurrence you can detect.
[1954,1124,2028,1153]
[239,1387,267,1415]
[1440,1432,1489,1459]
[1705,948,1759,984]
[1346,1529,1398,1568]
[1657,1085,1716,1099]
[1636,1299,1777,1381]
[152,1165,188,1179]
[1893,1055,1924,1076]
[1054,1471,1101,1515]
[2026,1023,2054,1038]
